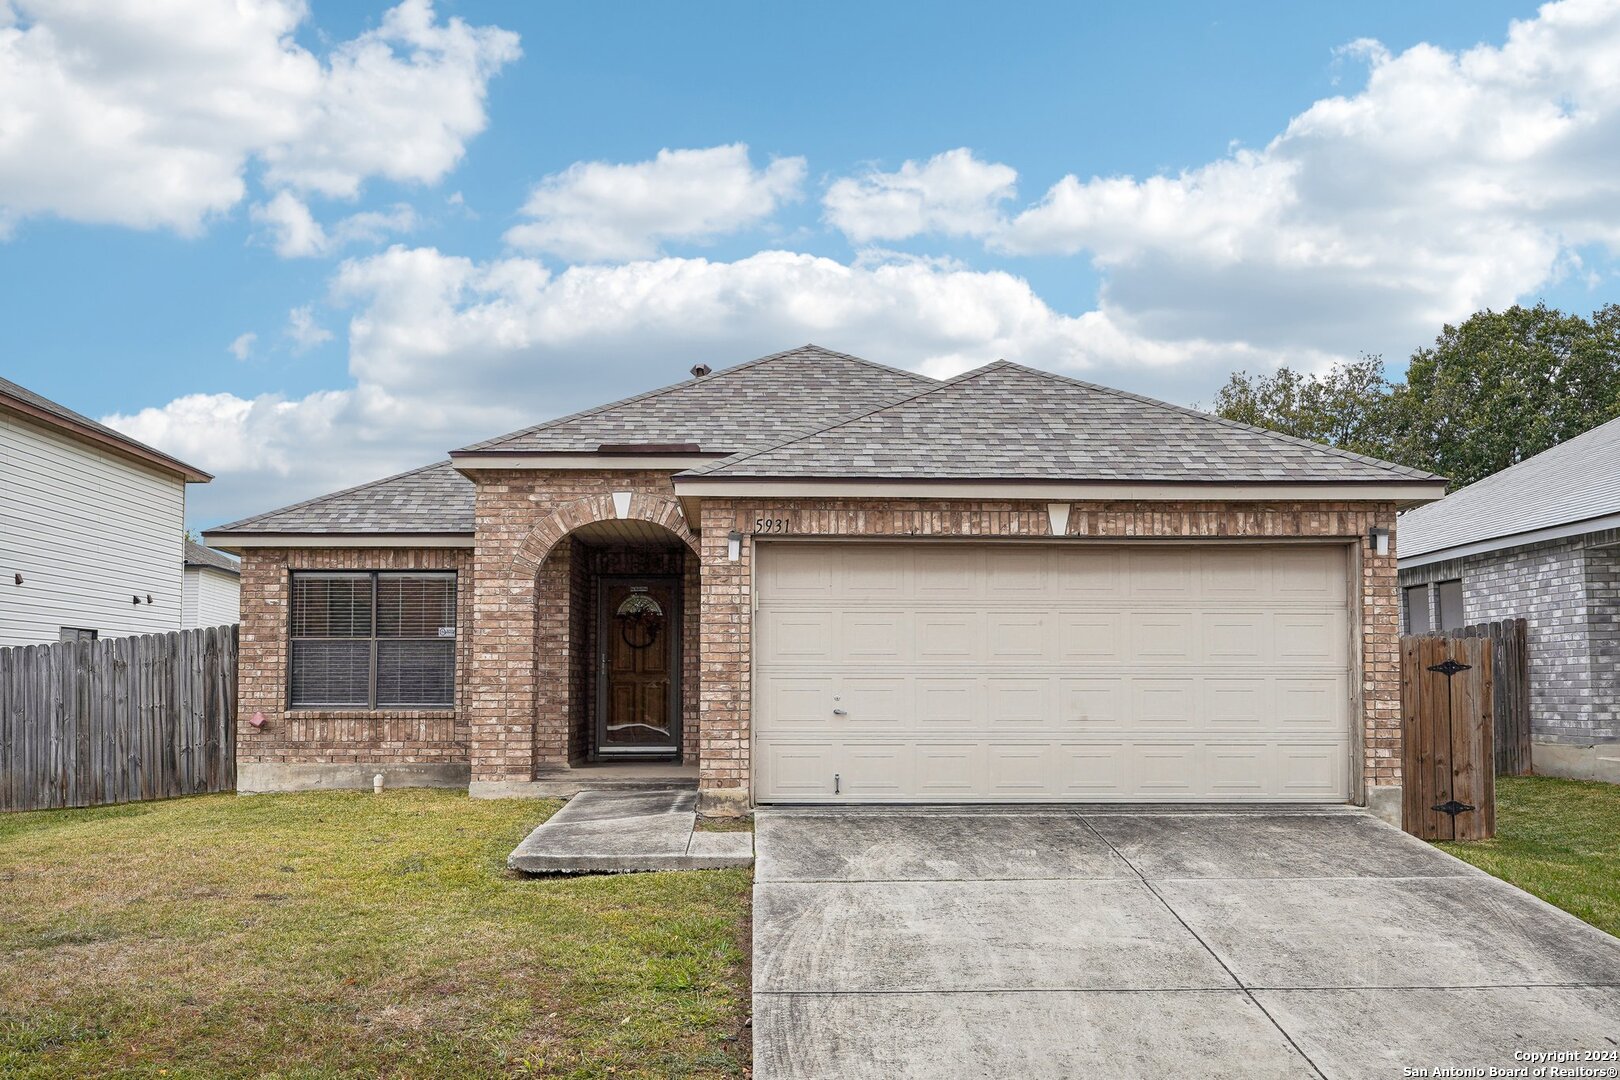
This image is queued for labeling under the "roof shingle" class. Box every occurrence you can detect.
[455,345,935,454]
[206,461,474,535]
[685,361,1444,483]
[184,540,241,575]
[1398,413,1620,559]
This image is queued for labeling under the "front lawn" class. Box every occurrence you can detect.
[0,791,752,1079]
[1438,775,1620,938]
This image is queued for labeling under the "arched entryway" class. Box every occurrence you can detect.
[520,497,701,770]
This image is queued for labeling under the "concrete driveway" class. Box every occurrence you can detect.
[751,807,1620,1079]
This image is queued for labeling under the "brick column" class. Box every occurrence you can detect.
[698,499,751,814]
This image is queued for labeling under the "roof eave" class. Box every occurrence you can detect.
[0,393,212,483]
[450,451,734,472]
[201,531,475,553]
[673,475,1447,506]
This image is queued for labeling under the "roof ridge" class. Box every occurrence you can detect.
[454,344,932,454]
[209,459,456,533]
[1002,361,1442,481]
[685,361,1007,476]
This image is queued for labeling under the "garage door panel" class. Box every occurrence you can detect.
[986,745,1051,794]
[758,609,835,661]
[755,543,1352,803]
[915,677,980,723]
[913,548,985,599]
[916,610,984,662]
[915,743,984,796]
[986,612,1049,659]
[1059,678,1127,725]
[840,678,909,726]
[1058,613,1125,662]
[1205,679,1271,726]
[842,611,909,662]
[1129,613,1197,664]
[986,677,1054,724]
[1274,614,1348,664]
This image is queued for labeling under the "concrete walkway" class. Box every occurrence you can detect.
[752,807,1620,1080]
[507,789,752,874]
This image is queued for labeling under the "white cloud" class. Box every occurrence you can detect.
[824,148,1018,243]
[0,0,518,235]
[115,244,1285,523]
[993,0,1620,360]
[503,144,807,261]
[228,332,257,361]
[285,305,333,350]
[251,191,416,257]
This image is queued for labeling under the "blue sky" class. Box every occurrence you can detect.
[1,0,1614,526]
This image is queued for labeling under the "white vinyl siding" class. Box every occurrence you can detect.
[0,412,186,646]
[181,566,240,629]
[754,542,1353,804]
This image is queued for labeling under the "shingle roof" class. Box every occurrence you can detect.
[206,461,474,535]
[455,344,936,454]
[0,374,211,482]
[184,540,240,575]
[1398,414,1620,559]
[685,361,1444,483]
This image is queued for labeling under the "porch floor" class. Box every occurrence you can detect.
[507,789,754,874]
[529,762,699,796]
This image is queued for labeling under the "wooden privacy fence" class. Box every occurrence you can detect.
[0,625,237,812]
[1434,619,1531,777]
[1401,633,1495,841]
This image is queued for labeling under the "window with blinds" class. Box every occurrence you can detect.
[289,572,456,708]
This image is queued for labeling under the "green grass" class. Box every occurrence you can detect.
[1438,775,1620,938]
[0,791,752,1079]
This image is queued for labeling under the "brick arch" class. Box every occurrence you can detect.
[509,490,698,576]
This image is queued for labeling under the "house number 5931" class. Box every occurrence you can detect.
[753,518,790,534]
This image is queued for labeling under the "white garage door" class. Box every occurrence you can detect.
[754,542,1352,803]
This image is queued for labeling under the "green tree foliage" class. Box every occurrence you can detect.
[1213,304,1620,490]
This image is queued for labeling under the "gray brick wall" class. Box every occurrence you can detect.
[1400,528,1620,743]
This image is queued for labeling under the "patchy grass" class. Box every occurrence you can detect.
[0,791,752,1078]
[693,817,754,834]
[1438,775,1620,938]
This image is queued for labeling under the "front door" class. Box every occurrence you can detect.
[597,576,681,758]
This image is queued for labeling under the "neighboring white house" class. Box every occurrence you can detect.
[0,375,212,647]
[181,540,240,629]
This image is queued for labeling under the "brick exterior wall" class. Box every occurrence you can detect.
[237,482,1405,804]
[1400,526,1620,743]
[697,497,1402,804]
[236,546,474,766]
[468,470,697,782]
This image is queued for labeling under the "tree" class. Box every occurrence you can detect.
[1392,304,1620,488]
[1211,304,1620,490]
[1212,354,1397,461]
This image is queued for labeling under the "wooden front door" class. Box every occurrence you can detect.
[597,576,681,758]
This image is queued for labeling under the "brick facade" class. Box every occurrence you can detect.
[1400,525,1620,743]
[467,470,697,782]
[696,497,1402,807]
[237,482,1404,809]
[236,546,474,766]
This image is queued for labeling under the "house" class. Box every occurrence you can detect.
[1397,414,1620,784]
[1,375,212,647]
[203,345,1444,818]
[182,540,241,629]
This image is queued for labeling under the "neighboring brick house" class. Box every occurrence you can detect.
[204,345,1444,819]
[1398,415,1620,784]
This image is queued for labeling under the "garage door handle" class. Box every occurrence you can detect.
[832,708,847,716]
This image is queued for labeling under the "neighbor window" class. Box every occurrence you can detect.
[289,572,456,708]
[1437,578,1465,632]
[1403,585,1431,634]
[58,627,97,643]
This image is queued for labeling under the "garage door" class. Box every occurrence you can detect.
[754,542,1351,803]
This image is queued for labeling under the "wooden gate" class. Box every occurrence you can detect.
[1445,619,1531,776]
[1400,634,1495,840]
